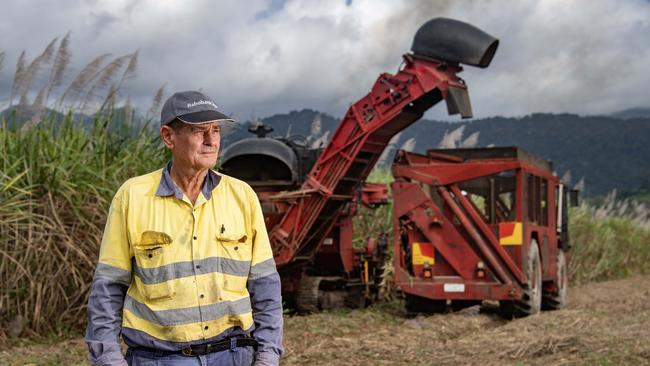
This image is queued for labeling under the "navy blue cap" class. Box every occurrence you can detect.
[161,90,235,126]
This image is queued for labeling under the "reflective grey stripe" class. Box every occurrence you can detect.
[219,257,250,278]
[134,257,250,285]
[94,263,132,286]
[248,258,277,280]
[124,295,252,326]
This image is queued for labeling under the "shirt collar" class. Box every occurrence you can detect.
[155,161,221,200]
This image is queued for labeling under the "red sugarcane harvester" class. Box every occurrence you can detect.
[392,148,577,317]
[221,18,505,311]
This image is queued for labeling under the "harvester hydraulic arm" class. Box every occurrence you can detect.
[270,55,469,266]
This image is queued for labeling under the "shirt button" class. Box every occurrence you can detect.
[204,326,209,330]
[196,265,201,269]
[193,236,197,240]
[200,294,205,299]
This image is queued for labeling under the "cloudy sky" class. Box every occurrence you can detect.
[0,0,649,121]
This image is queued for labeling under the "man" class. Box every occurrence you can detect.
[85,90,283,366]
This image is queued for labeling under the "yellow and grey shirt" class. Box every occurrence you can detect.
[85,164,283,365]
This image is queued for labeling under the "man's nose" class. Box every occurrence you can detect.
[204,132,219,146]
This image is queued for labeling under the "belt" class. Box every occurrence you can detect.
[135,337,258,357]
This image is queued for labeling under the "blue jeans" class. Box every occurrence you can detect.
[126,346,255,366]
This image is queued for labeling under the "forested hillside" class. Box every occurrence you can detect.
[223,109,650,196]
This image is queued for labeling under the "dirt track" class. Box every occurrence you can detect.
[2,275,650,365]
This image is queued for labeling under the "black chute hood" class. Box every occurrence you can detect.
[411,18,498,68]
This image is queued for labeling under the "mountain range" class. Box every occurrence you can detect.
[223,108,650,197]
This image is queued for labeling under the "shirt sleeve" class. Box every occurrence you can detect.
[246,186,284,366]
[85,191,132,366]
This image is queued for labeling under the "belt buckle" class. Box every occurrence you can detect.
[181,347,193,356]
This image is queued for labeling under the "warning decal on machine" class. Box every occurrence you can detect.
[412,242,434,266]
[499,222,523,245]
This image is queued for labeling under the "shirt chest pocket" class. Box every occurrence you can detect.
[216,231,252,293]
[133,231,176,301]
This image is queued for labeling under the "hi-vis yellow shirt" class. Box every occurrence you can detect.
[86,166,282,365]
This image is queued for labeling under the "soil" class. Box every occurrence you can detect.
[2,275,649,366]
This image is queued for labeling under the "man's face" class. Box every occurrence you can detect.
[161,121,221,171]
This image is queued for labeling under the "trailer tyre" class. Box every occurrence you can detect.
[542,250,568,310]
[499,239,542,318]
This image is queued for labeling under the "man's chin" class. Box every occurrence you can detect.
[199,157,218,169]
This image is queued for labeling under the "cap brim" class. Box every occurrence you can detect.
[177,110,236,124]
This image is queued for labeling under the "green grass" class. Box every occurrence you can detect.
[569,202,650,284]
[352,167,394,248]
[0,108,167,337]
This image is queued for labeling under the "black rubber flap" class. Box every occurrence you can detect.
[411,18,498,68]
[446,86,473,119]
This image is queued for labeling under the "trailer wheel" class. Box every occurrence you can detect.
[405,294,446,315]
[296,276,322,313]
[345,286,366,309]
[499,239,542,318]
[542,250,568,310]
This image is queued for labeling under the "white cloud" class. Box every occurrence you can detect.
[0,0,648,120]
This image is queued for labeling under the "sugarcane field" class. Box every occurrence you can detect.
[2,1,650,366]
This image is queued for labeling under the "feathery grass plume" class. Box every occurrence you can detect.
[310,130,330,149]
[45,31,72,101]
[376,131,401,166]
[399,137,416,152]
[18,37,58,105]
[310,113,322,138]
[561,170,572,185]
[122,50,138,82]
[124,96,134,125]
[0,51,5,74]
[18,92,28,107]
[148,83,166,117]
[10,51,27,106]
[461,131,480,148]
[99,51,139,111]
[100,83,118,112]
[32,85,47,108]
[81,54,130,112]
[60,53,111,105]
[574,177,585,191]
[438,125,465,148]
[27,85,48,128]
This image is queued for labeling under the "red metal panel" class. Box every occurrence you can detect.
[392,181,481,279]
[393,160,522,186]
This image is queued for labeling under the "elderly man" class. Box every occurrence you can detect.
[85,90,283,366]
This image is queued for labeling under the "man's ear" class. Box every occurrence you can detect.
[160,125,175,149]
